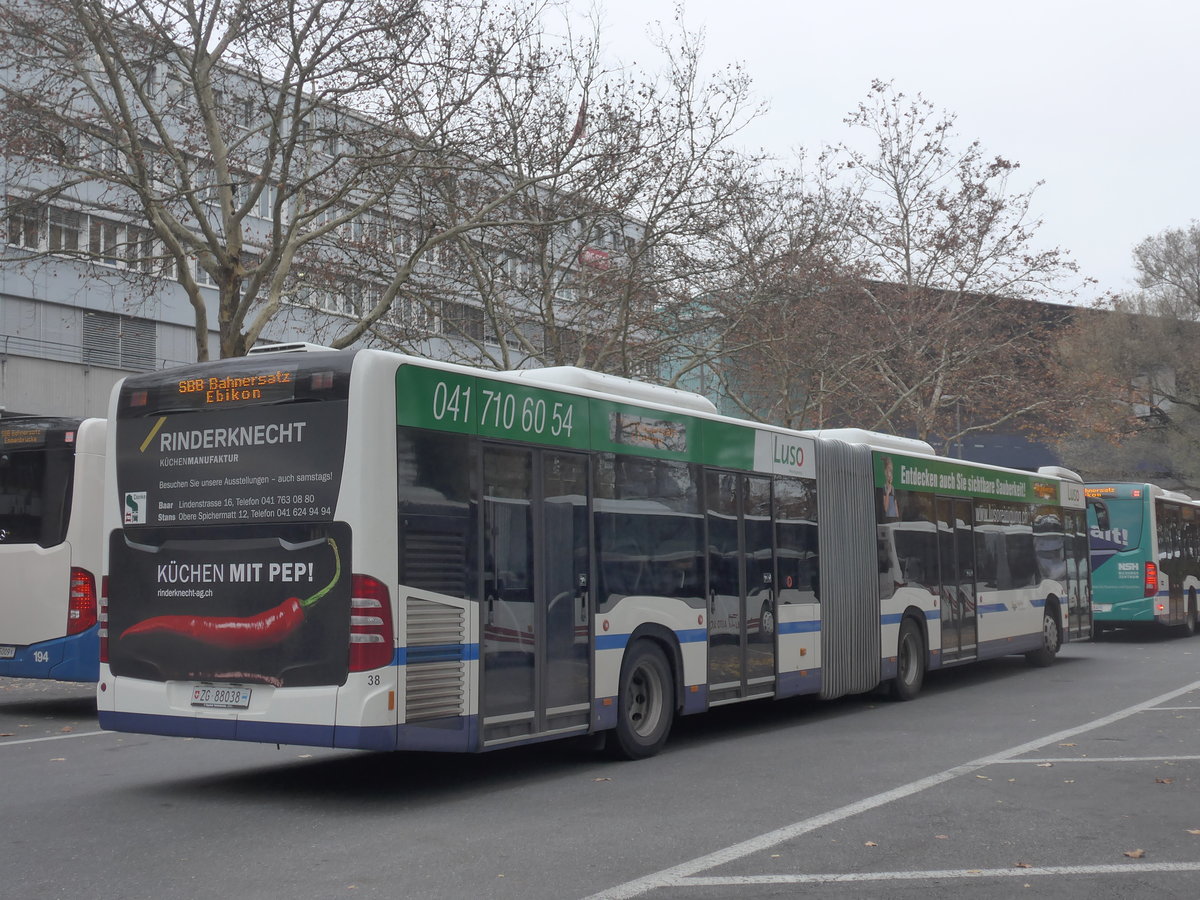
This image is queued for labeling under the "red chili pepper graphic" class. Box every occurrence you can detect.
[120,539,341,648]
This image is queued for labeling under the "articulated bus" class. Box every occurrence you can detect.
[1,417,105,680]
[1086,482,1200,635]
[97,348,1090,758]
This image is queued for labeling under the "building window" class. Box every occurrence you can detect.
[7,200,41,249]
[48,208,81,252]
[88,217,121,266]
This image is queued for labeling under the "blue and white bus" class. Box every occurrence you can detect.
[1,417,105,681]
[97,349,1089,757]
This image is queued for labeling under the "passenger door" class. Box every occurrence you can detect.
[480,446,591,744]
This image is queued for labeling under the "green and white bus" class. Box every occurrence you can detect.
[97,348,1091,758]
[1086,482,1200,635]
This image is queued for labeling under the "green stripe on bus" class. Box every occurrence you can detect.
[395,364,763,469]
[874,450,1059,504]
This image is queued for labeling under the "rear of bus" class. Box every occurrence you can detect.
[1086,483,1156,627]
[0,417,104,681]
[97,350,396,749]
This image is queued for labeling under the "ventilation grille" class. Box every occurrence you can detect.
[402,529,467,598]
[82,311,156,371]
[404,597,466,722]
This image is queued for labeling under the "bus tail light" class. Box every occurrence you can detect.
[349,574,394,672]
[1144,562,1159,598]
[67,567,97,636]
[99,576,109,663]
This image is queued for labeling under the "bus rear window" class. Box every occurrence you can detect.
[0,446,75,547]
[1087,498,1143,550]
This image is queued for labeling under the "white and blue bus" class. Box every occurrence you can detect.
[97,349,1090,757]
[1,417,105,681]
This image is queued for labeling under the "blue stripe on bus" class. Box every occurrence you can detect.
[0,627,98,682]
[596,627,707,652]
[99,710,333,746]
[977,603,1007,615]
[779,620,820,634]
[394,643,480,666]
[880,611,940,625]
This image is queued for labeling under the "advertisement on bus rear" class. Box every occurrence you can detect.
[107,525,351,686]
[115,402,347,527]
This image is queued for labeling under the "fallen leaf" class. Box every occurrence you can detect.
[1124,849,1146,859]
[1156,778,1174,785]
[298,754,312,759]
[0,733,13,737]
[770,854,780,859]
[50,757,65,762]
[1036,762,1053,768]
[1188,829,1200,836]
[975,775,990,780]
[60,726,74,733]
[1064,780,1075,784]
[935,835,949,840]
[1059,742,1076,747]
[593,777,612,782]
[1015,862,1033,868]
[864,841,878,847]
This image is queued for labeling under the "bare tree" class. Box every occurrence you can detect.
[1133,220,1200,313]
[1055,225,1200,488]
[709,81,1081,448]
[1,0,764,372]
[350,11,766,377]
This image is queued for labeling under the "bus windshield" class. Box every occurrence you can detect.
[1087,497,1143,551]
[0,419,80,547]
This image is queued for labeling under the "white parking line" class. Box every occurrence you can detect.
[683,861,1200,886]
[1004,755,1200,764]
[0,730,108,748]
[587,679,1200,900]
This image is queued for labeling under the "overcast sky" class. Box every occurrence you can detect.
[577,0,1199,302]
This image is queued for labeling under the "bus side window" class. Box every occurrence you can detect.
[1088,500,1110,532]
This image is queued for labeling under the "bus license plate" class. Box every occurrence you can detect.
[0,646,15,659]
[190,685,252,709]
[1093,603,1112,613]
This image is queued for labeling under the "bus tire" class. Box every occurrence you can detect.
[1026,606,1060,667]
[759,599,776,640]
[1180,590,1197,637]
[608,640,674,760]
[891,618,925,701]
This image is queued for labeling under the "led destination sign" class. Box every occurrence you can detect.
[177,370,295,406]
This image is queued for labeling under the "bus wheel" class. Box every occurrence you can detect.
[759,599,776,639]
[891,618,925,701]
[608,640,674,760]
[1181,591,1197,636]
[1026,608,1060,667]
